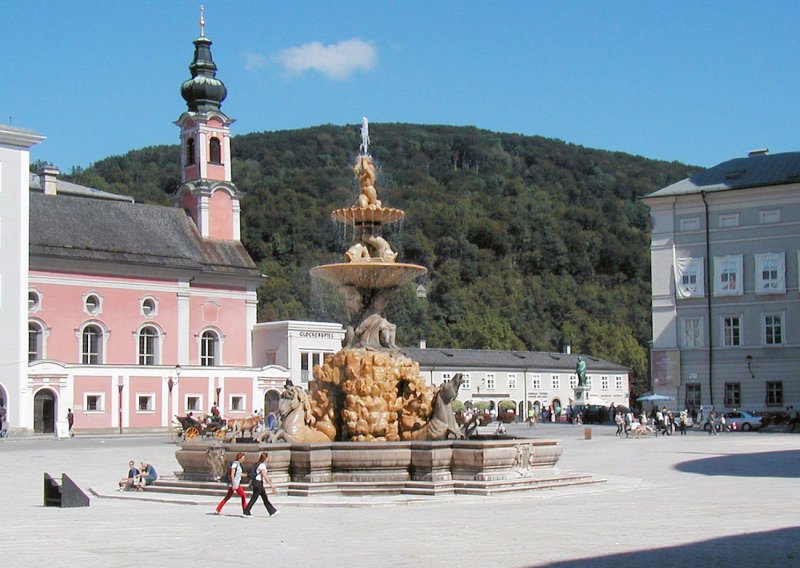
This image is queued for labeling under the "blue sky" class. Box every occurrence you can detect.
[3,0,799,171]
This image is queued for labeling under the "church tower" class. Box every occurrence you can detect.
[174,8,242,240]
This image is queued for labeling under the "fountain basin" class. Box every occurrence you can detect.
[331,206,405,225]
[311,262,427,289]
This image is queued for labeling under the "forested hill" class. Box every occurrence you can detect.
[66,123,699,394]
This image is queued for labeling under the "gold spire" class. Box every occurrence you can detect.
[199,4,205,37]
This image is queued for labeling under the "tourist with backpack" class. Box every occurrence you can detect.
[243,452,279,517]
[214,452,248,515]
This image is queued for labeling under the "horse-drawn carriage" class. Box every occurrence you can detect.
[172,415,227,443]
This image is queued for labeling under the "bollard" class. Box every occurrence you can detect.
[584,428,592,440]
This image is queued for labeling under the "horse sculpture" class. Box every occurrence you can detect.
[270,385,332,443]
[409,373,464,440]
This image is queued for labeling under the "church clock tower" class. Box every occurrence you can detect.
[174,8,242,240]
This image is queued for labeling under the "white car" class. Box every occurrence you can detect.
[704,410,763,431]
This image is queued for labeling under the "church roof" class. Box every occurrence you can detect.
[399,348,629,373]
[29,172,134,202]
[29,192,259,279]
[646,151,800,198]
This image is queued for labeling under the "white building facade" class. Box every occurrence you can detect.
[644,151,800,412]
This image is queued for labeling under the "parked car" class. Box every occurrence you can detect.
[703,410,764,431]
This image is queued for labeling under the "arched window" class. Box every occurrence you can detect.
[82,325,103,364]
[200,330,218,367]
[186,137,196,165]
[138,326,159,366]
[209,137,222,164]
[29,322,43,362]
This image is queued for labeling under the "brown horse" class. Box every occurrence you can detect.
[225,415,263,440]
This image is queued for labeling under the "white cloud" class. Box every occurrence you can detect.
[277,38,376,80]
[243,51,269,72]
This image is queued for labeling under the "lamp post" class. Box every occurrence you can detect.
[117,380,124,435]
[168,364,181,416]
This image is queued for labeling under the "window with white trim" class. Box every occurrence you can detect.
[569,375,577,389]
[718,213,739,228]
[137,394,154,412]
[507,373,517,390]
[675,257,705,298]
[531,374,541,390]
[763,313,783,346]
[85,393,104,412]
[138,326,159,366]
[230,395,245,412]
[766,381,783,406]
[714,255,743,296]
[551,375,559,389]
[200,330,219,366]
[485,373,496,390]
[28,290,41,312]
[29,321,44,362]
[185,395,202,412]
[681,317,703,349]
[601,376,609,390]
[759,209,780,224]
[460,373,471,389]
[83,293,102,315]
[724,382,741,407]
[722,316,741,347]
[615,376,623,390]
[82,324,103,364]
[755,252,785,294]
[141,297,157,317]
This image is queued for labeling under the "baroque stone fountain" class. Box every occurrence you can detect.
[172,120,593,496]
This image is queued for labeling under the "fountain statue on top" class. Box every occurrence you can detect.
[292,118,463,442]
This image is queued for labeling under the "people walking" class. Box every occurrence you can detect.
[614,412,624,436]
[67,409,75,437]
[679,410,688,435]
[243,452,279,517]
[707,410,718,435]
[215,452,248,515]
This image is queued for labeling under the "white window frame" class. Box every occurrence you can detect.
[28,288,42,312]
[551,375,560,390]
[137,325,161,366]
[82,291,103,316]
[485,373,496,390]
[29,319,47,362]
[679,217,700,231]
[714,255,743,296]
[229,394,246,412]
[601,376,609,390]
[755,252,785,294]
[79,321,107,365]
[721,315,742,347]
[763,312,784,346]
[531,374,541,390]
[460,373,471,390]
[185,394,203,412]
[136,393,155,413]
[615,376,623,390]
[759,209,780,224]
[507,373,517,390]
[569,375,577,389]
[675,257,705,298]
[718,213,739,228]
[84,393,105,413]
[681,317,704,349]
[198,328,222,367]
[141,296,158,318]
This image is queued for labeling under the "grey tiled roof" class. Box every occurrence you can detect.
[399,348,629,373]
[646,151,800,198]
[29,172,134,202]
[29,192,259,278]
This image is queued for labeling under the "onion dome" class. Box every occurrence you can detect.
[181,35,227,113]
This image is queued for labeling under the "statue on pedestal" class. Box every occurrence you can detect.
[576,356,587,387]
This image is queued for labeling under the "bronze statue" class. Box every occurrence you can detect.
[576,356,587,387]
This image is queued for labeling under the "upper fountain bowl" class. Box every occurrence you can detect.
[331,206,405,225]
[311,262,427,290]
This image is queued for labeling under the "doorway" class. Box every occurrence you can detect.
[34,388,57,433]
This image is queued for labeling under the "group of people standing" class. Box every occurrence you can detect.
[613,407,691,437]
[215,451,280,518]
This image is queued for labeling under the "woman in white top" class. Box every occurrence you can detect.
[243,452,279,517]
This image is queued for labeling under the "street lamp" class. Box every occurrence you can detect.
[167,364,182,414]
[117,379,124,435]
[745,355,755,379]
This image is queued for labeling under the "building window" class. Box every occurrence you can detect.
[679,217,700,231]
[186,137,195,165]
[718,213,739,228]
[615,376,623,390]
[714,255,743,296]
[230,395,245,412]
[300,352,311,382]
[29,322,43,362]
[84,293,101,315]
[569,375,577,389]
[28,290,41,311]
[485,373,496,390]
[82,324,103,364]
[675,257,705,298]
[141,297,157,317]
[200,331,218,366]
[531,374,541,390]
[185,395,201,412]
[137,394,154,412]
[507,373,517,390]
[755,252,785,294]
[722,316,741,347]
[766,381,783,406]
[759,209,780,224]
[551,375,560,389]
[601,376,609,390]
[138,326,159,366]
[209,137,222,163]
[85,394,104,412]
[681,317,703,349]
[460,373,471,390]
[724,383,741,407]
[686,384,701,407]
[763,313,783,346]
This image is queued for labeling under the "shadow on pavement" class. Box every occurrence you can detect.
[675,450,800,478]
[536,526,800,567]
